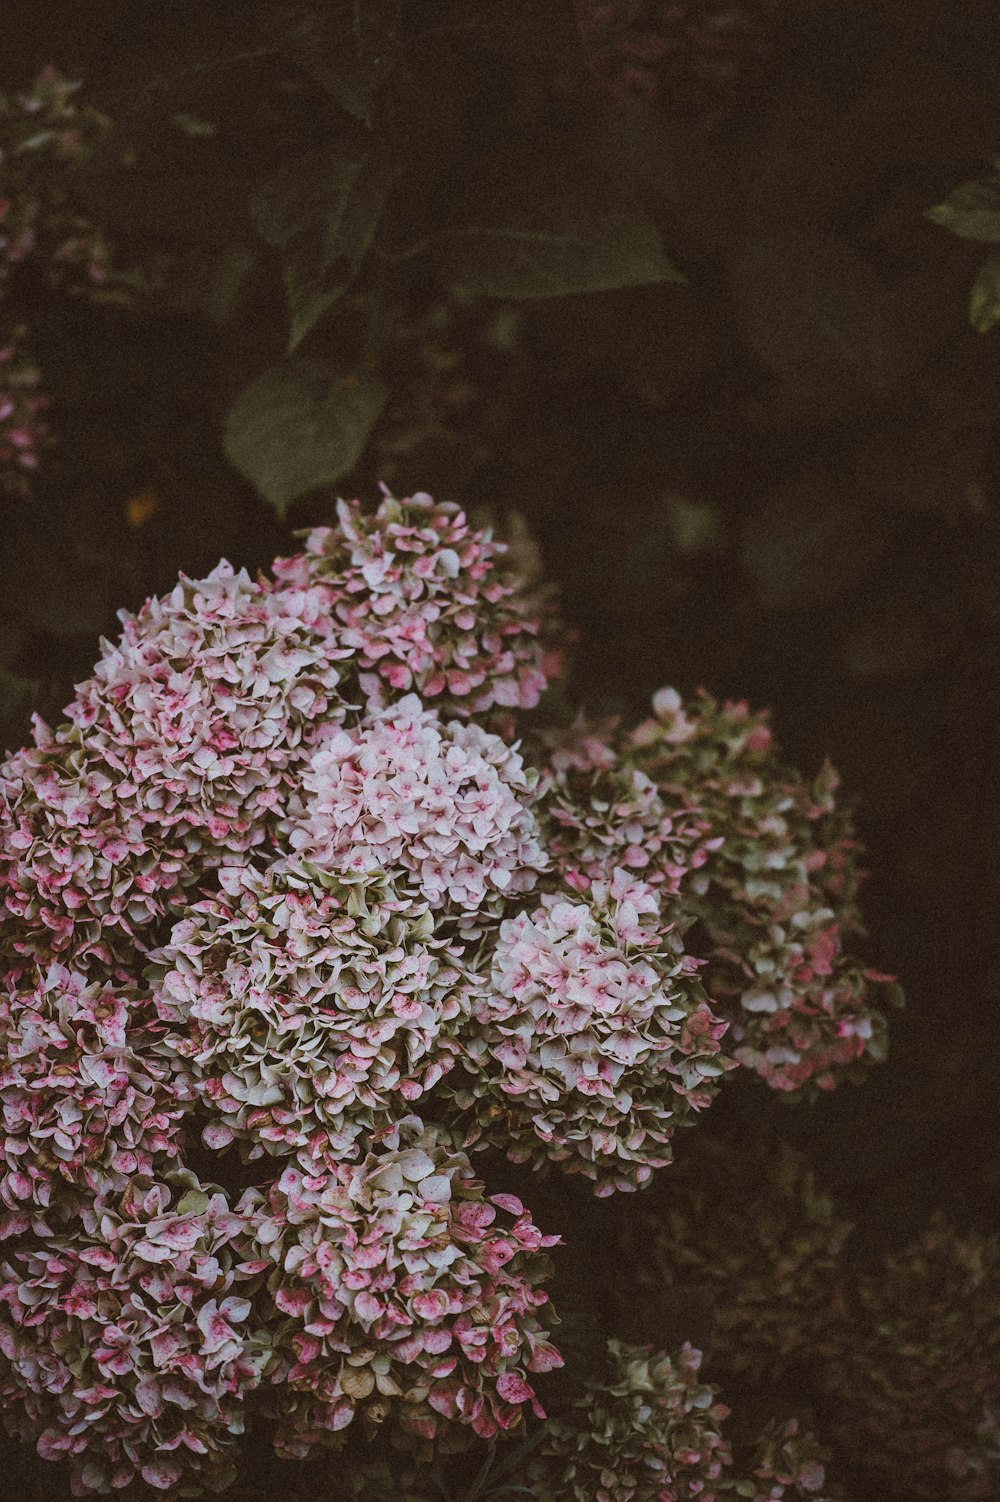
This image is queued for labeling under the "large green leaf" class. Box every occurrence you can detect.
[926,174,1000,243]
[726,231,906,397]
[224,360,387,514]
[969,255,1000,333]
[438,144,684,300]
[252,148,393,349]
[258,1,402,126]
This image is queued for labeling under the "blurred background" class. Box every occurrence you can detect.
[1,2,1000,1494]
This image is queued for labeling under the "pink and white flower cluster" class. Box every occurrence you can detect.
[0,963,187,1241]
[283,694,547,917]
[458,871,732,1193]
[271,489,561,718]
[248,1118,561,1458]
[0,1178,271,1496]
[625,688,894,1095]
[148,861,475,1161]
[0,487,891,1493]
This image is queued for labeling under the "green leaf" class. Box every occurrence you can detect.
[253,148,393,349]
[464,1442,497,1501]
[438,143,684,300]
[224,361,388,513]
[175,1190,211,1214]
[926,176,1000,242]
[969,255,1000,333]
[259,1,402,126]
[726,231,905,397]
[480,1425,550,1489]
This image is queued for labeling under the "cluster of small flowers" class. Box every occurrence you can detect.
[0,67,123,497]
[147,862,476,1162]
[271,489,562,722]
[609,1130,853,1383]
[0,564,350,969]
[0,489,890,1492]
[0,66,114,295]
[0,1178,271,1496]
[742,1418,835,1501]
[0,326,47,495]
[624,688,895,1095]
[281,693,547,919]
[817,1218,1000,1501]
[248,1118,562,1459]
[456,870,732,1193]
[0,962,188,1242]
[523,1339,734,1502]
[573,0,794,112]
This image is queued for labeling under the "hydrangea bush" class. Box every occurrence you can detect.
[817,1218,1000,1501]
[0,488,893,1495]
[608,1130,853,1383]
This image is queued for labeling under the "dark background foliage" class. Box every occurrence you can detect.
[2,2,1000,1497]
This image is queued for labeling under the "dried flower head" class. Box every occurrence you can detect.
[248,1118,561,1458]
[456,870,732,1194]
[818,1218,1000,1501]
[271,489,562,719]
[148,861,475,1162]
[524,1339,734,1502]
[625,688,895,1097]
[742,1417,836,1500]
[609,1130,852,1384]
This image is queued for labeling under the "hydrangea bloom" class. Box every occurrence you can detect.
[0,962,187,1241]
[0,66,114,294]
[247,1119,561,1458]
[148,862,475,1161]
[0,725,200,969]
[65,564,351,855]
[542,740,713,899]
[609,1130,853,1384]
[523,1339,734,1502]
[456,870,732,1194]
[0,1177,271,1497]
[283,695,547,916]
[271,489,562,718]
[1,69,124,501]
[743,1418,837,1501]
[625,688,896,1096]
[1,567,351,970]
